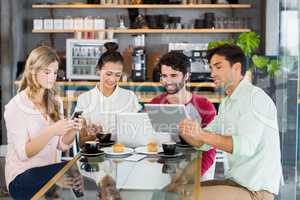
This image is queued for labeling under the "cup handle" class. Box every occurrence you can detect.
[80,163,86,170]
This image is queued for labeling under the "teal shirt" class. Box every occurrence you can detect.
[201,79,283,194]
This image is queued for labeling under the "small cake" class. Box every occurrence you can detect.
[112,143,124,153]
[147,142,158,152]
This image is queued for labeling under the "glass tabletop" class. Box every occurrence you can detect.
[32,146,202,200]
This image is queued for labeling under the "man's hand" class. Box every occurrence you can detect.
[178,119,204,147]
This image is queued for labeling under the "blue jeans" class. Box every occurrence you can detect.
[8,162,67,200]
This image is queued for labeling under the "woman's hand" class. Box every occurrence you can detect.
[72,116,84,131]
[50,119,75,136]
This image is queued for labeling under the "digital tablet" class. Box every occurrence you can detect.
[144,104,190,133]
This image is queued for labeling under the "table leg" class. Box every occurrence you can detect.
[194,151,202,199]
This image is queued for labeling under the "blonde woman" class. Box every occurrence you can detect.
[4,46,83,199]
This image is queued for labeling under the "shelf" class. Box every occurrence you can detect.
[62,93,221,103]
[55,81,216,88]
[32,4,252,9]
[15,80,215,88]
[32,28,251,34]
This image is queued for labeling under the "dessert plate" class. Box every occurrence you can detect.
[135,146,163,155]
[102,147,134,156]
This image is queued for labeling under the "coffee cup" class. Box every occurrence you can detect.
[84,141,100,153]
[162,142,176,155]
[179,135,188,145]
[96,133,112,143]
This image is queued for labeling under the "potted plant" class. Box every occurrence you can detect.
[208,32,281,80]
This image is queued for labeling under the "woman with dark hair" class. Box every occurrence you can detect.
[75,42,141,146]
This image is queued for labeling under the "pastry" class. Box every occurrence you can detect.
[147,142,158,152]
[112,143,124,153]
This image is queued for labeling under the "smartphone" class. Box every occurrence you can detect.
[72,111,83,119]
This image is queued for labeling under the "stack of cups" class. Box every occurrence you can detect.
[95,18,106,39]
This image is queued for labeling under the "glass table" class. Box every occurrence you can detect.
[31,146,203,200]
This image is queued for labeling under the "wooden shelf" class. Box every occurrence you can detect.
[55,81,215,88]
[15,80,215,88]
[32,4,252,9]
[62,93,221,103]
[32,28,251,34]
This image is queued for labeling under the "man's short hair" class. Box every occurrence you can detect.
[207,44,246,76]
[157,51,191,76]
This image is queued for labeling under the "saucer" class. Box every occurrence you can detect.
[157,152,184,159]
[80,149,104,157]
[135,146,163,155]
[102,147,134,156]
[99,140,115,147]
[176,142,193,148]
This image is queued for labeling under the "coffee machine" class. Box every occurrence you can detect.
[168,43,212,82]
[190,50,212,82]
[132,47,146,82]
[132,34,146,82]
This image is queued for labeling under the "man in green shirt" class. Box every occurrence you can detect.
[171,44,282,200]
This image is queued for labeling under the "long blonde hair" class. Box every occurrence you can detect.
[19,46,61,122]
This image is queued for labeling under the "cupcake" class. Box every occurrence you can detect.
[112,143,124,153]
[147,142,158,152]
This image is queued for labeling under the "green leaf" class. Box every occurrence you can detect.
[267,59,281,77]
[252,55,269,69]
[207,39,235,50]
[236,32,260,56]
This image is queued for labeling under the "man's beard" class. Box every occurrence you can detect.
[163,82,185,95]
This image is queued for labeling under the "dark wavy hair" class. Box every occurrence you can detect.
[157,51,191,76]
[207,44,246,76]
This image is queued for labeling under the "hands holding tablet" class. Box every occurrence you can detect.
[178,118,204,148]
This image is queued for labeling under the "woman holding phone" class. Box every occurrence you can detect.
[74,42,141,146]
[4,46,84,199]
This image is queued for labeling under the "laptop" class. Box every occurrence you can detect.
[116,113,157,148]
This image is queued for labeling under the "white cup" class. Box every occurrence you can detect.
[74,32,82,39]
[53,19,63,30]
[94,18,105,29]
[33,19,43,30]
[43,19,53,29]
[63,17,74,30]
[96,31,106,40]
[106,31,114,40]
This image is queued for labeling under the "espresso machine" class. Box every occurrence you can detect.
[132,47,146,82]
[132,34,146,82]
[168,43,212,82]
[190,50,212,82]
